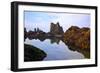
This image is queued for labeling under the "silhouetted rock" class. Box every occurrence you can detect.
[26,28,46,40]
[63,26,90,50]
[24,44,47,62]
[24,28,27,41]
[50,22,64,35]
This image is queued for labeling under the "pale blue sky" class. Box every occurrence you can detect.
[24,11,90,32]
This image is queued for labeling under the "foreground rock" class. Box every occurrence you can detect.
[63,26,90,50]
[24,44,47,62]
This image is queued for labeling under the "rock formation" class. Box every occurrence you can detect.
[24,28,27,41]
[63,26,90,50]
[50,22,64,35]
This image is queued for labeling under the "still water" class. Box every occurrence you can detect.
[25,38,85,61]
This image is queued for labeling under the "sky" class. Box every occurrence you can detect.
[24,11,90,32]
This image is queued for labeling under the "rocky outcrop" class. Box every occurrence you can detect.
[24,28,27,41]
[63,26,90,50]
[26,28,46,40]
[24,44,47,62]
[50,22,64,35]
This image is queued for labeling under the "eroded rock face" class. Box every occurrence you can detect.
[63,26,90,50]
[50,22,64,35]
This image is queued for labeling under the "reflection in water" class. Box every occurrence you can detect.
[24,37,90,61]
[67,45,90,58]
[50,37,60,44]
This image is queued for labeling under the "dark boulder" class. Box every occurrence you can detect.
[24,44,47,62]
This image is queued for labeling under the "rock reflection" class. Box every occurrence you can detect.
[25,37,90,59]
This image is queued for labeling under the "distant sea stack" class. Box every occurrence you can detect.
[50,22,64,35]
[63,26,90,50]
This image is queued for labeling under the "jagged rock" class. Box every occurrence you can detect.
[50,22,64,35]
[24,28,27,40]
[63,26,90,50]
